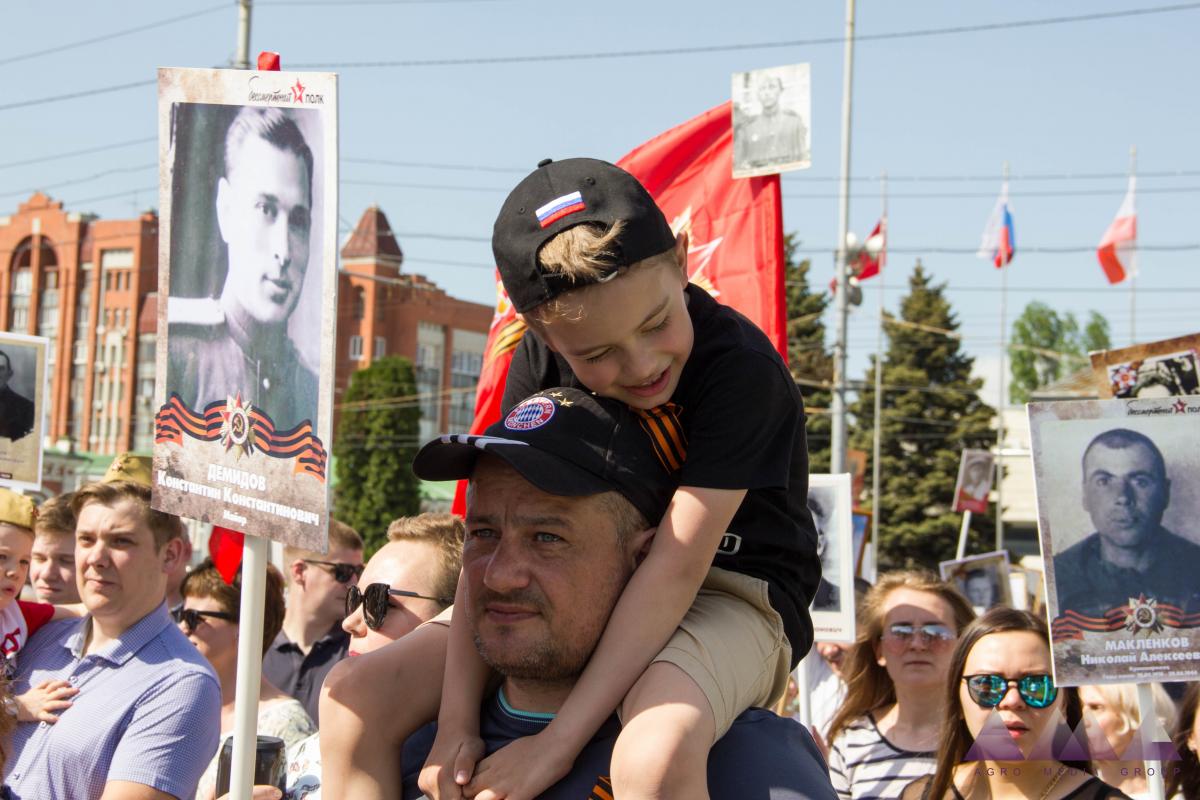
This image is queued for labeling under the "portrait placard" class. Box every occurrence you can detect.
[1029,397,1200,685]
[1090,332,1200,399]
[939,550,1012,613]
[808,473,856,643]
[152,67,338,550]
[0,332,48,491]
[731,63,811,178]
[952,448,994,514]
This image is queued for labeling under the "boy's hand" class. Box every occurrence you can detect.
[465,732,573,800]
[418,729,486,799]
[15,679,78,723]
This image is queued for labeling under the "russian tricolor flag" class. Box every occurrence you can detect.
[536,191,586,228]
[978,183,1016,268]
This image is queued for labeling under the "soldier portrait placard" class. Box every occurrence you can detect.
[1029,397,1200,685]
[731,63,811,179]
[952,448,994,515]
[939,550,1012,614]
[153,67,338,550]
[1090,332,1200,400]
[0,333,48,491]
[808,473,856,643]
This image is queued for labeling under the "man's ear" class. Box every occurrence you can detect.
[160,537,186,575]
[215,176,233,245]
[629,526,656,567]
[289,558,307,589]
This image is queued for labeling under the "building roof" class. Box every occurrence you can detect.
[1029,366,1099,400]
[341,205,404,264]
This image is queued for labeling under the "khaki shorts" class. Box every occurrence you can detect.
[648,566,791,741]
[422,567,791,741]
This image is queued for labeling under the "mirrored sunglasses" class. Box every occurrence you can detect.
[345,583,453,631]
[303,559,365,584]
[964,673,1058,709]
[880,622,955,650]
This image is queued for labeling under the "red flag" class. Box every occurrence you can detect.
[617,101,786,357]
[830,217,886,291]
[209,526,245,584]
[1097,176,1136,285]
[451,102,786,515]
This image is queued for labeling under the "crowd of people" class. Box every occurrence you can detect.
[1,156,1199,800]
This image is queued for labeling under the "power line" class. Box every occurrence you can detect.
[784,185,1200,201]
[289,3,1200,69]
[0,138,156,172]
[0,4,227,68]
[0,164,156,200]
[0,79,155,114]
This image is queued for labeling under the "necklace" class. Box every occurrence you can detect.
[1038,766,1065,800]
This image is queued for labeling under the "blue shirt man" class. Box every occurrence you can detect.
[5,481,220,800]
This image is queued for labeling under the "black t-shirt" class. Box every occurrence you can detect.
[502,284,819,664]
[401,690,838,800]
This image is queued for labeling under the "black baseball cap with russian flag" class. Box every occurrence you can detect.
[491,158,678,314]
[412,387,675,525]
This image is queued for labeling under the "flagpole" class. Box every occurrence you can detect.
[830,0,856,476]
[871,172,886,572]
[995,162,1009,554]
[1129,144,1138,345]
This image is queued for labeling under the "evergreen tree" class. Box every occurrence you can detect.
[849,263,996,570]
[333,356,422,553]
[1009,303,1112,404]
[784,234,833,472]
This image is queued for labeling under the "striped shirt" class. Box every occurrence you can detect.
[828,714,936,800]
[5,603,221,800]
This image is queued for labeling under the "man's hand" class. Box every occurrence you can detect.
[418,729,486,800]
[463,732,573,800]
[15,679,78,723]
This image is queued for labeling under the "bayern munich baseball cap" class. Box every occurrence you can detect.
[492,158,678,314]
[412,387,675,525]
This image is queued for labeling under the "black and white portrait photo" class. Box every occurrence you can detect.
[940,551,1012,614]
[808,473,856,642]
[153,67,338,551]
[1029,397,1200,684]
[1091,332,1200,400]
[165,101,324,432]
[0,332,47,490]
[731,63,811,179]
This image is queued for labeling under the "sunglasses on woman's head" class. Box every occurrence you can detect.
[963,673,1058,709]
[174,607,236,634]
[303,559,365,584]
[345,583,452,631]
[880,622,955,650]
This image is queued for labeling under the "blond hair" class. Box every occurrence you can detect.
[1081,682,1175,739]
[386,513,464,607]
[283,518,364,575]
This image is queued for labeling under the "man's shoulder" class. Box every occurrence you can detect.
[1055,533,1098,567]
[1161,529,1200,556]
[708,709,834,796]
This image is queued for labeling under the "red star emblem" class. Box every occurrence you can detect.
[1174,398,1188,413]
[291,79,305,103]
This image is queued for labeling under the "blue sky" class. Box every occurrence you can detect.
[4,0,1199,407]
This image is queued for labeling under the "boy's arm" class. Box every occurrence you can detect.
[467,485,745,798]
[418,575,491,800]
[50,603,86,620]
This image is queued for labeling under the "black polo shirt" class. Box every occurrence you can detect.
[502,284,819,665]
[261,625,349,725]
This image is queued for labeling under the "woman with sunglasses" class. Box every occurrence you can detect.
[179,560,315,800]
[908,607,1128,800]
[1167,683,1200,800]
[827,570,977,799]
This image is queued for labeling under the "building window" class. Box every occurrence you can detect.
[7,268,31,332]
[349,335,364,361]
[353,287,366,321]
[374,337,386,359]
[100,249,134,269]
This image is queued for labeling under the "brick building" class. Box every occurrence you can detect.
[0,194,491,459]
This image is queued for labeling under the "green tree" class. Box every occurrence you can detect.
[333,356,422,553]
[784,234,833,472]
[849,263,997,570]
[1009,303,1112,404]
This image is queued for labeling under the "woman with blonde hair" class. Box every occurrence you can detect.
[1078,683,1175,798]
[827,570,976,799]
[1166,683,1200,800]
[906,607,1127,799]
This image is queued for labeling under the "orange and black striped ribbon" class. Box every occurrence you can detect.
[632,402,687,474]
[1051,603,1200,642]
[589,776,614,800]
[154,393,328,481]
[489,318,527,361]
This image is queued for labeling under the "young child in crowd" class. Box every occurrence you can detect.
[0,489,81,724]
[420,157,820,799]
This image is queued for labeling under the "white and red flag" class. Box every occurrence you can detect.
[1097,176,1137,285]
[829,217,886,291]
